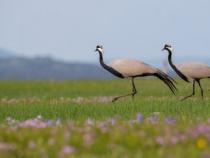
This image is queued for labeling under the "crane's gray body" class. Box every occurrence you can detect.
[176,62,210,79]
[109,59,156,78]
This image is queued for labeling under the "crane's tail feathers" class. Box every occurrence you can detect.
[174,68,190,82]
[157,69,177,84]
[159,71,177,91]
[169,63,190,82]
[177,71,190,82]
[155,71,177,95]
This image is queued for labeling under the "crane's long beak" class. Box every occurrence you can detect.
[161,48,165,51]
[94,49,97,52]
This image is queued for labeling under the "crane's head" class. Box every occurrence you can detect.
[162,44,173,52]
[95,45,104,53]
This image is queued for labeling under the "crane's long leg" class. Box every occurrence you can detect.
[112,77,137,102]
[196,79,204,99]
[181,80,196,101]
[131,77,137,99]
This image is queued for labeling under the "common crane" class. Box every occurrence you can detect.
[95,45,177,102]
[162,44,210,100]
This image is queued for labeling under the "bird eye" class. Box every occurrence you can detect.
[96,45,103,49]
[165,44,171,48]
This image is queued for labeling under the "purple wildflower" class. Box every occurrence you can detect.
[107,118,116,125]
[136,112,143,123]
[83,132,94,146]
[60,145,75,155]
[170,136,178,145]
[197,123,210,134]
[155,136,165,145]
[19,118,47,128]
[0,142,15,150]
[165,117,176,125]
[46,120,53,125]
[148,114,158,124]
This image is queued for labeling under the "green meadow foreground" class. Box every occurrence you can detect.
[0,80,210,158]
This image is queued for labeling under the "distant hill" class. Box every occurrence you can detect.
[0,56,113,80]
[0,48,116,80]
[0,48,17,58]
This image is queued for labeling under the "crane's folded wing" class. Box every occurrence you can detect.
[109,59,156,77]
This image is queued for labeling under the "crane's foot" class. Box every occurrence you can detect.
[112,97,121,102]
[112,91,137,103]
[180,94,194,101]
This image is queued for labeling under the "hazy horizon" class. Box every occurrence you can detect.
[1,0,210,66]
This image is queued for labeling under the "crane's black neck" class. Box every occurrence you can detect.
[166,48,189,82]
[98,51,124,78]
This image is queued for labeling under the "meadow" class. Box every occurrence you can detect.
[0,79,210,158]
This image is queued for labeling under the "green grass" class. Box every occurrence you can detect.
[0,79,209,122]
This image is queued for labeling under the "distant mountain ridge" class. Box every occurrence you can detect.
[0,56,114,80]
[0,48,17,58]
[0,48,113,80]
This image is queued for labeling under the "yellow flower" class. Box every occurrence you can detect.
[197,138,207,149]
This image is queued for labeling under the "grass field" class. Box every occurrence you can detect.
[0,79,210,158]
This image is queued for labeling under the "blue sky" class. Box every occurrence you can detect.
[0,0,210,65]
